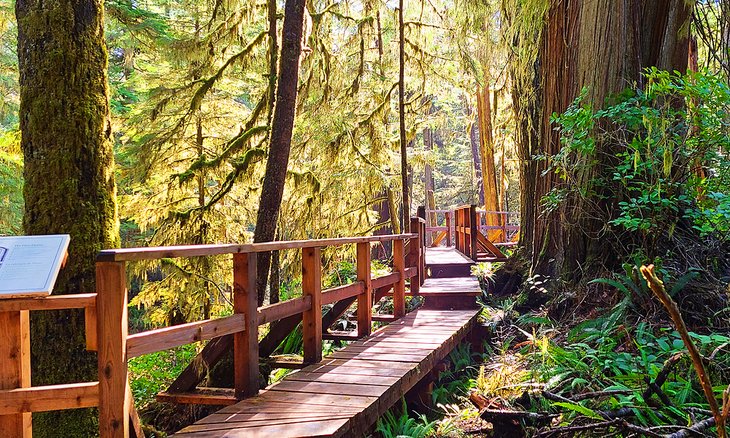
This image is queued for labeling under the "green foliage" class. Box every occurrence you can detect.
[128,344,197,408]
[375,399,437,438]
[550,69,730,257]
[0,130,22,234]
[523,299,730,428]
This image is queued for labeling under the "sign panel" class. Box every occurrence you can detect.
[0,235,70,298]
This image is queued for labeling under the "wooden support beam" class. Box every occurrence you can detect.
[166,334,232,394]
[157,388,237,406]
[96,261,130,438]
[127,314,246,359]
[0,309,31,436]
[356,242,372,338]
[0,293,96,312]
[0,382,99,415]
[476,232,507,259]
[302,247,322,364]
[393,239,406,318]
[128,382,145,438]
[233,253,258,399]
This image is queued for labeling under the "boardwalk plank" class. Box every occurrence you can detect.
[174,303,479,438]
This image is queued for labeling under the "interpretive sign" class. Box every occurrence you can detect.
[0,234,70,298]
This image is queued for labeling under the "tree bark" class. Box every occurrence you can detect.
[253,0,307,305]
[476,85,502,240]
[16,0,119,435]
[398,0,409,232]
[521,0,691,280]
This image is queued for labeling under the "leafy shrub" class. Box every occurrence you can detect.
[550,69,730,258]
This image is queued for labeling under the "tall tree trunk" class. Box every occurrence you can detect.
[476,85,502,240]
[398,0,409,232]
[423,125,436,244]
[469,114,486,206]
[16,0,119,435]
[253,0,307,305]
[267,0,278,124]
[523,0,691,280]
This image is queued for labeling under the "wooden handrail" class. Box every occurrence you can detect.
[97,233,418,262]
[321,282,364,306]
[257,296,312,325]
[91,228,424,438]
[0,382,99,415]
[127,314,246,359]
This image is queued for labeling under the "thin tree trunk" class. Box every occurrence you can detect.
[469,117,485,206]
[476,85,501,240]
[16,0,119,435]
[267,0,278,123]
[398,0,409,232]
[424,125,436,244]
[253,0,308,305]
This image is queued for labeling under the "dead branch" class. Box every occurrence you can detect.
[665,417,716,438]
[572,389,634,401]
[536,419,623,437]
[480,408,558,423]
[640,265,726,438]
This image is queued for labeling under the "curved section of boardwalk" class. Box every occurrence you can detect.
[174,308,479,437]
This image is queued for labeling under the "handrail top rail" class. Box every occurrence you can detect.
[97,233,418,262]
[425,208,519,215]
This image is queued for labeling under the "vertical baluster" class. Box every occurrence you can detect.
[302,247,322,363]
[392,238,406,318]
[233,253,258,398]
[408,217,421,294]
[356,242,372,337]
[469,205,478,260]
[445,210,452,247]
[97,261,129,438]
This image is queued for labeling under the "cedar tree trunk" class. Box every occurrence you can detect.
[522,0,691,280]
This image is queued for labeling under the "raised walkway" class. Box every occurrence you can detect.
[174,307,479,437]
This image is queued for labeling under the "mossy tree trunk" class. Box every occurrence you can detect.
[522,0,690,280]
[16,0,119,436]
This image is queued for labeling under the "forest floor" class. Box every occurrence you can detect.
[371,265,730,438]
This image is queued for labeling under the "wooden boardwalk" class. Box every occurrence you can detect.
[174,307,479,437]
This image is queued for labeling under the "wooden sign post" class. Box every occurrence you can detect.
[0,235,70,437]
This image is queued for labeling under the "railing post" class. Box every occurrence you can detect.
[233,253,258,398]
[356,242,372,337]
[97,261,129,438]
[409,217,422,293]
[392,239,406,318]
[420,219,426,285]
[0,307,30,437]
[469,205,478,260]
[302,247,322,363]
[456,207,463,254]
[445,211,452,247]
[501,212,508,243]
